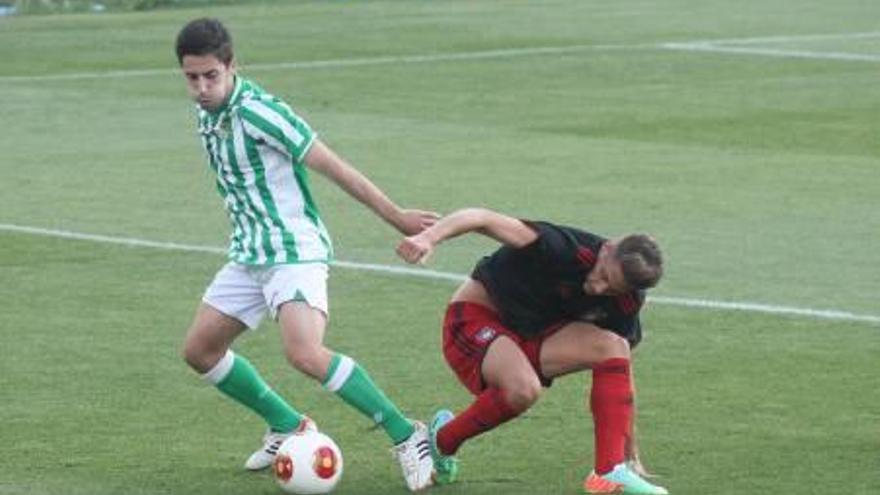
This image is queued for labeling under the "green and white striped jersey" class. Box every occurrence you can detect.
[196,76,333,265]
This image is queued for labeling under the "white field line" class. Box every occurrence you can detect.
[0,43,641,83]
[661,42,880,63]
[3,30,879,84]
[661,31,880,62]
[678,31,880,46]
[2,223,878,325]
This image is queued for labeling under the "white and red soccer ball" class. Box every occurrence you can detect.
[273,430,343,494]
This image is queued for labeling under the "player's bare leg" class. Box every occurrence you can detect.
[278,302,432,491]
[431,336,542,483]
[182,303,247,373]
[183,304,308,470]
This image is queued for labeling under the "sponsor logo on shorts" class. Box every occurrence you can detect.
[475,326,497,343]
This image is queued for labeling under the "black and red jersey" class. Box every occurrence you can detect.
[471,220,644,347]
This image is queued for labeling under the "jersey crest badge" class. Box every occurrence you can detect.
[212,116,232,140]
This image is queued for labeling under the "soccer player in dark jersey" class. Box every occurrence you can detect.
[396,207,668,495]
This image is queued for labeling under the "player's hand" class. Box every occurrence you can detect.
[396,234,434,265]
[394,209,440,236]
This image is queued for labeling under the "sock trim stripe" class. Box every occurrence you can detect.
[324,354,355,392]
[202,350,235,385]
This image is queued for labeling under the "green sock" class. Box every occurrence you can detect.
[323,354,415,444]
[205,351,303,433]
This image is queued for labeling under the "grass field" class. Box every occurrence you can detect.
[1,1,878,494]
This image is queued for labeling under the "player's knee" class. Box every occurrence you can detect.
[504,377,542,412]
[181,338,220,374]
[284,346,325,379]
[591,330,631,362]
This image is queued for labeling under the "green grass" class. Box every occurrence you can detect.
[1,1,879,494]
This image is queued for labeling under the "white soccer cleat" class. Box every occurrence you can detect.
[244,417,317,471]
[392,421,434,491]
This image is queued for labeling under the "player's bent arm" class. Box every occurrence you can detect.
[425,208,538,248]
[397,208,536,265]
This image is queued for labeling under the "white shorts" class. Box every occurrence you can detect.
[202,262,329,329]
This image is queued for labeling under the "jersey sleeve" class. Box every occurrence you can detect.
[519,220,574,262]
[238,98,317,163]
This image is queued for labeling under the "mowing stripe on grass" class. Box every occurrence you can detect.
[2,223,878,325]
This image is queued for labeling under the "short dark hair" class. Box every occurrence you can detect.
[175,18,233,66]
[615,234,663,290]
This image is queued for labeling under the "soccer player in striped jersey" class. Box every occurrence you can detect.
[175,18,435,491]
[396,208,669,495]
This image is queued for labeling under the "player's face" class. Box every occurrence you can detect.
[180,54,236,112]
[583,241,631,296]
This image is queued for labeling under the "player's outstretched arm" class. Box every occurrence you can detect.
[304,140,439,235]
[396,208,538,265]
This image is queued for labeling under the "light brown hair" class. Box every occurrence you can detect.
[615,234,663,290]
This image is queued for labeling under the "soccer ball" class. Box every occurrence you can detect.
[273,430,343,495]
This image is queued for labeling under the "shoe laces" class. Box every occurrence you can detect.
[392,434,430,474]
[392,440,418,474]
[262,435,287,455]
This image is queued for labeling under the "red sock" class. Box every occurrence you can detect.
[436,387,519,456]
[591,358,633,475]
